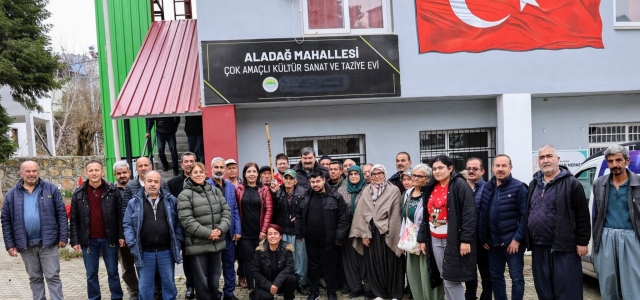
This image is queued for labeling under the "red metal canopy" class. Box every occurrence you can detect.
[111,19,201,119]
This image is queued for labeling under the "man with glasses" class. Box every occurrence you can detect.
[464,158,491,300]
[273,153,289,185]
[362,163,373,185]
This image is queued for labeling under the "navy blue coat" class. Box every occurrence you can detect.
[478,175,528,247]
[123,189,183,268]
[1,179,68,251]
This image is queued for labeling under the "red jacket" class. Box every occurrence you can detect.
[236,185,273,234]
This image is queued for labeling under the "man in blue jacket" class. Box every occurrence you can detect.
[207,157,241,300]
[478,154,528,300]
[123,171,183,300]
[1,160,68,300]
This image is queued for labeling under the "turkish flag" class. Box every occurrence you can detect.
[416,0,604,53]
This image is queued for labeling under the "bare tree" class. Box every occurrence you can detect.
[52,46,102,156]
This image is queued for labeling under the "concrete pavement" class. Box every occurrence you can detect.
[0,239,601,300]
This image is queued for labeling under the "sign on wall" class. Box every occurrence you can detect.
[416,0,604,53]
[202,35,400,105]
[531,149,589,175]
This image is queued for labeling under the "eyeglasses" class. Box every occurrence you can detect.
[411,174,427,179]
[466,167,481,172]
[371,172,384,177]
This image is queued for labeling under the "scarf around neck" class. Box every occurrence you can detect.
[370,164,388,203]
[346,165,366,215]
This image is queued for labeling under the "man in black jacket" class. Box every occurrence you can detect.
[292,147,329,189]
[527,145,590,300]
[146,116,180,175]
[295,171,349,300]
[70,160,124,300]
[112,160,139,299]
[166,152,197,299]
[184,116,204,163]
[270,169,309,295]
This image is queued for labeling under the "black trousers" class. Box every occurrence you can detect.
[190,251,222,300]
[531,245,583,300]
[465,244,492,300]
[306,238,338,295]
[251,274,297,300]
[238,238,260,289]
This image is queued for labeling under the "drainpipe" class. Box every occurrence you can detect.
[101,0,122,161]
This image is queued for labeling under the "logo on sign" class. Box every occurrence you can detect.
[262,77,278,93]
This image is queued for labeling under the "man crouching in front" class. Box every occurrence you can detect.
[123,170,183,300]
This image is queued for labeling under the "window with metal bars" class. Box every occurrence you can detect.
[284,134,366,167]
[419,128,496,180]
[588,123,640,155]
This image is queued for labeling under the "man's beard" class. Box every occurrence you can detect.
[213,172,224,179]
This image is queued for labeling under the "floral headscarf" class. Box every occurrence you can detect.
[370,164,388,203]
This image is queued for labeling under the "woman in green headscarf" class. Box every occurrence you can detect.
[337,165,372,299]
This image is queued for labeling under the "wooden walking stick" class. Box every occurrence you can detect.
[265,123,275,178]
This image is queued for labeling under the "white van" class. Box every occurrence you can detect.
[573,142,640,278]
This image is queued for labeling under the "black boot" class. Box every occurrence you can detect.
[185,287,195,299]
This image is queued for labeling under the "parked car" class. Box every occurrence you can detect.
[573,142,640,278]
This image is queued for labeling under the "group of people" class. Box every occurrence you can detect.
[1,144,639,300]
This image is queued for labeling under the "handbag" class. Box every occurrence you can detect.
[397,198,421,255]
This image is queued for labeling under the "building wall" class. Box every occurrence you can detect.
[531,94,640,151]
[94,0,152,180]
[236,99,497,168]
[197,1,640,99]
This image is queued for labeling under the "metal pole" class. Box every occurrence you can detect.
[101,0,122,161]
[124,119,134,177]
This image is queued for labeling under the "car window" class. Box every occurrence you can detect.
[576,168,597,199]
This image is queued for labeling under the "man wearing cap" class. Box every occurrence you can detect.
[270,169,310,295]
[319,156,332,169]
[259,166,273,186]
[292,147,330,189]
[225,159,242,187]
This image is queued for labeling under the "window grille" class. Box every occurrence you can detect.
[588,123,640,155]
[284,134,366,167]
[419,128,496,180]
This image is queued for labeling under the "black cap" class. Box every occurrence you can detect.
[259,166,272,175]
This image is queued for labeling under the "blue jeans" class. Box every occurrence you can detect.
[156,133,178,172]
[81,238,123,300]
[220,233,237,297]
[282,234,308,285]
[138,250,177,300]
[488,244,525,300]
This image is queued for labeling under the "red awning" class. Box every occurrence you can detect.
[111,20,201,119]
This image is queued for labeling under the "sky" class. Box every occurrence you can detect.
[46,0,181,55]
[47,0,98,54]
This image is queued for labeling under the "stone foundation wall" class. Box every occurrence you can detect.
[0,156,104,202]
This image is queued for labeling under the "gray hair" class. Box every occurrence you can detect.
[413,163,432,179]
[20,160,39,171]
[181,152,196,160]
[537,144,558,156]
[330,160,343,169]
[604,145,629,160]
[301,147,315,157]
[113,160,130,172]
[211,157,226,166]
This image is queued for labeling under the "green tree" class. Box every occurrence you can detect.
[0,0,62,162]
[0,105,17,161]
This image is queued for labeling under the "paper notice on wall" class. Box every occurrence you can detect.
[532,149,588,175]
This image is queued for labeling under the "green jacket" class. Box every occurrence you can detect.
[178,178,231,255]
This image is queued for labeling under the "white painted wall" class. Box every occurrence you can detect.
[235,99,497,169]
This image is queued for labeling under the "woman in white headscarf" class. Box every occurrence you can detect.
[349,164,404,300]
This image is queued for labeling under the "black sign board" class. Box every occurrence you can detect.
[202,35,400,105]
